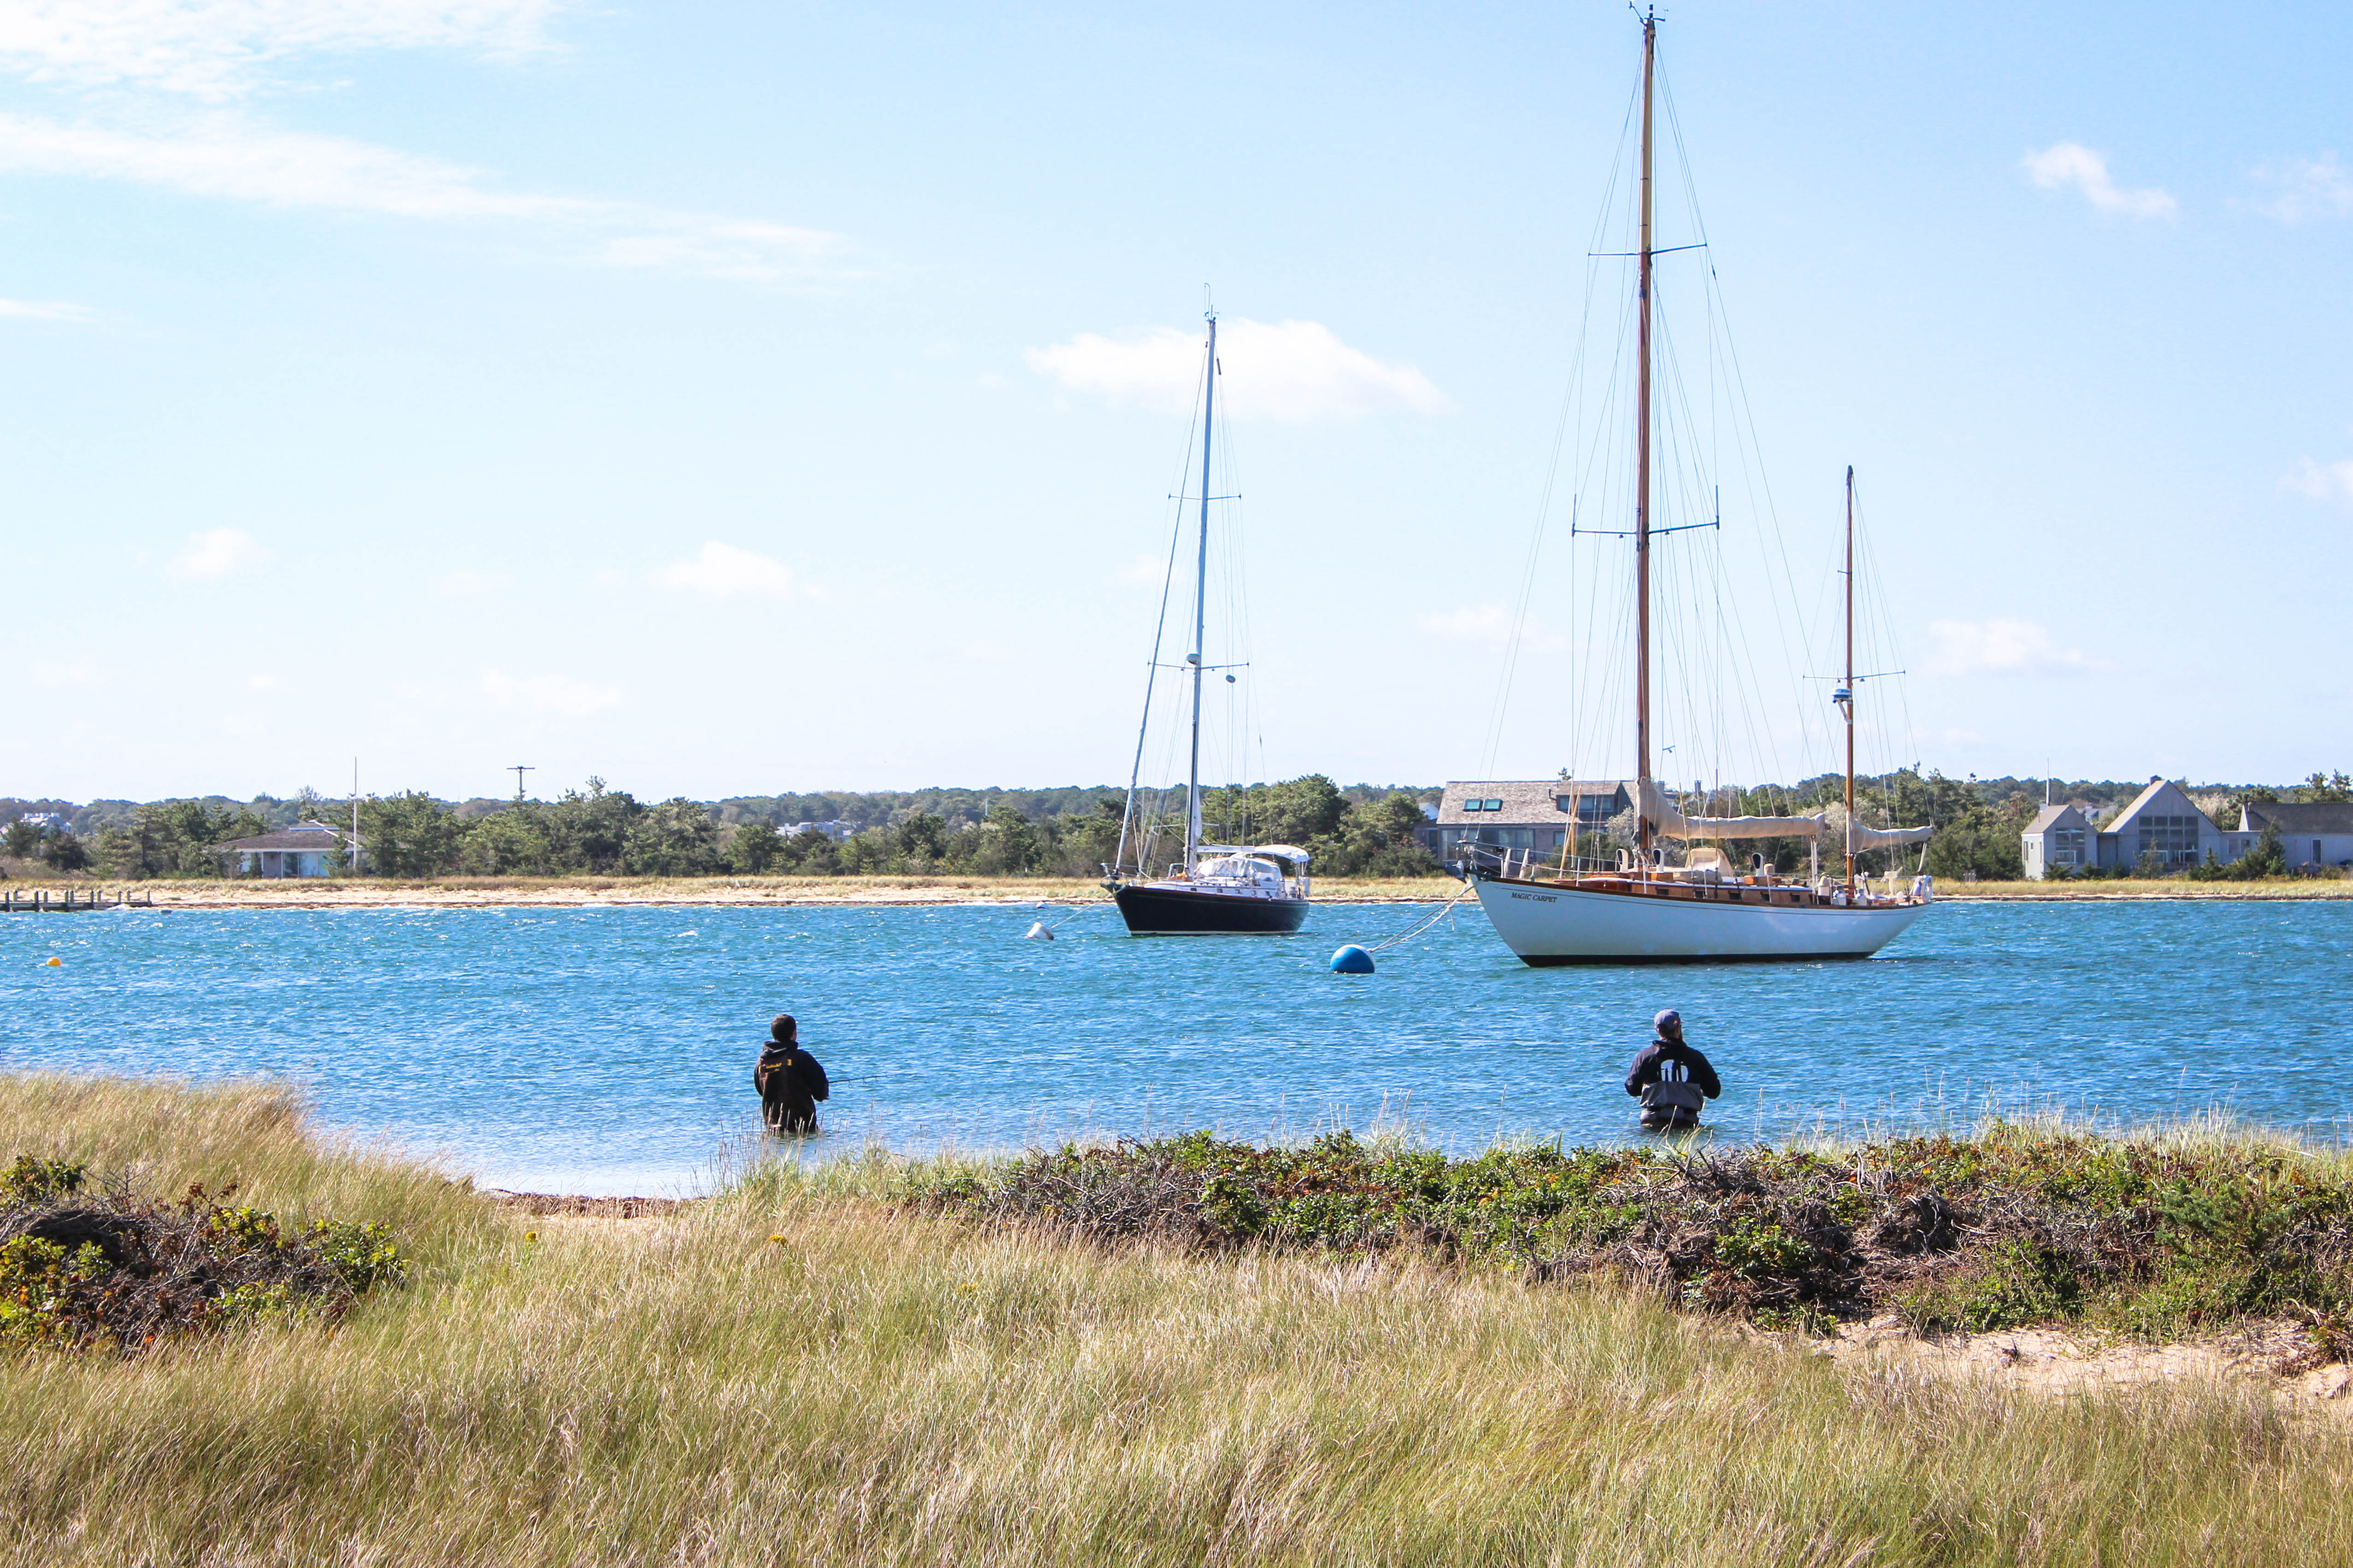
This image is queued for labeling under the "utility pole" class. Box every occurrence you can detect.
[510,764,535,803]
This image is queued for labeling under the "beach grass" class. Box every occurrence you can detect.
[6,1075,2353,1565]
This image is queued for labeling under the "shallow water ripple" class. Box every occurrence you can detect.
[2,900,2347,1194]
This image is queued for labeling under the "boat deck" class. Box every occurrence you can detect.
[1487,872,1925,912]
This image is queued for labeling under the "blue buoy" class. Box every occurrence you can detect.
[1329,944,1376,974]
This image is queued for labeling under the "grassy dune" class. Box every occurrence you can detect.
[6,1076,2353,1565]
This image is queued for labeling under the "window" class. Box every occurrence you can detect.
[1484,798,1504,812]
[1460,799,1485,812]
[2136,813,2202,867]
[2049,827,2084,867]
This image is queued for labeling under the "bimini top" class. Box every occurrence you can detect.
[1198,843,1310,864]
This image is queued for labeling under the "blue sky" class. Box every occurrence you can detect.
[6,1,2349,803]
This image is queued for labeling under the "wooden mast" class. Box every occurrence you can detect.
[1634,9,1656,878]
[1843,464,1857,895]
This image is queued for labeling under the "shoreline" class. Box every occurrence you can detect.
[15,874,2353,909]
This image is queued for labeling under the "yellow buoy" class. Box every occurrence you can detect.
[45,957,61,967]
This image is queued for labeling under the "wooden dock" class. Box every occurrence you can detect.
[0,887,156,914]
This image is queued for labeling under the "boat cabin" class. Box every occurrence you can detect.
[1180,844,1309,899]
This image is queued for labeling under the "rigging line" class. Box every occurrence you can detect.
[1115,354,1210,881]
[1365,878,1480,952]
[1663,47,1819,783]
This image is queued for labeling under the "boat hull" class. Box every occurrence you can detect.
[1114,883,1309,935]
[1474,876,1925,964]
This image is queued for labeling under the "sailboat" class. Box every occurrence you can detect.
[1105,310,1312,936]
[1470,14,1934,965]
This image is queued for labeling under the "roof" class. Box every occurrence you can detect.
[2024,804,2087,835]
[1434,779,1629,827]
[2241,801,2353,835]
[2103,778,2214,834]
[220,821,351,852]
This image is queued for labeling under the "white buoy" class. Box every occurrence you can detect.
[1023,921,1055,940]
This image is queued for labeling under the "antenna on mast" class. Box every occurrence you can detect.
[509,764,535,803]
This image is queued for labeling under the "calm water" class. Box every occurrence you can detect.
[3,899,2347,1194]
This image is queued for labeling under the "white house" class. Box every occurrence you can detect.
[2239,802,2353,871]
[221,821,355,878]
[2021,802,2093,878]
[2025,776,2268,878]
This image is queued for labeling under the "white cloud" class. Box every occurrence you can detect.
[246,672,278,690]
[2023,142,2176,219]
[1026,318,1447,423]
[1413,603,1565,653]
[0,295,92,320]
[169,525,267,578]
[0,112,851,282]
[0,1,561,100]
[33,659,96,686]
[1111,553,1165,585]
[1926,619,2110,678]
[2284,457,2353,505]
[2247,155,2353,223]
[480,667,620,718]
[655,541,802,599]
[432,568,507,597]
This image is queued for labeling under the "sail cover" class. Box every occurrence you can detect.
[1635,782,1934,848]
[1637,781,1824,841]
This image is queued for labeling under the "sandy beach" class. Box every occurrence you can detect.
[30,873,2353,909]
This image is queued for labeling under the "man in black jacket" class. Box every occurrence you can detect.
[1623,1008,1722,1131]
[754,1014,830,1135]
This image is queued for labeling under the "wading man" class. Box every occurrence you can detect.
[1623,1008,1721,1132]
[754,1015,830,1135]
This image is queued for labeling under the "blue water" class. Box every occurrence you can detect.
[3,900,2348,1194]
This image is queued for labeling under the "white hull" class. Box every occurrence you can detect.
[1474,876,1926,964]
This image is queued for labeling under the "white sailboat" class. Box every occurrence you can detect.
[1471,14,1934,966]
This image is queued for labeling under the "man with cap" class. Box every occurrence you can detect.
[1623,1008,1722,1132]
[754,1015,830,1135]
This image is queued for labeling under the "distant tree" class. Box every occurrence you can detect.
[969,803,1038,874]
[895,813,949,866]
[2,819,37,859]
[2301,771,2353,804]
[730,821,783,874]
[461,805,556,876]
[42,832,90,873]
[363,793,463,878]
[543,778,640,874]
[1924,802,2026,882]
[1309,792,1441,877]
[623,799,723,876]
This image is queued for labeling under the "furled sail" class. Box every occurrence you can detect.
[1846,821,1934,852]
[1637,781,1824,842]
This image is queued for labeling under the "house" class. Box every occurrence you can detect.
[2023,776,2259,878]
[2020,802,2093,878]
[1421,780,1632,861]
[221,821,355,878]
[2239,802,2353,870]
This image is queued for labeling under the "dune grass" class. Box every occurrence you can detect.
[6,1075,2353,1565]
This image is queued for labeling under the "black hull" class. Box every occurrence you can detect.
[1114,884,1309,935]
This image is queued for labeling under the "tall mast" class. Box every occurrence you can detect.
[1633,11,1657,876]
[1843,464,1857,894]
[1185,312,1217,869]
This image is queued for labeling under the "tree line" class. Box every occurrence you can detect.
[6,768,2345,883]
[0,778,1443,881]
